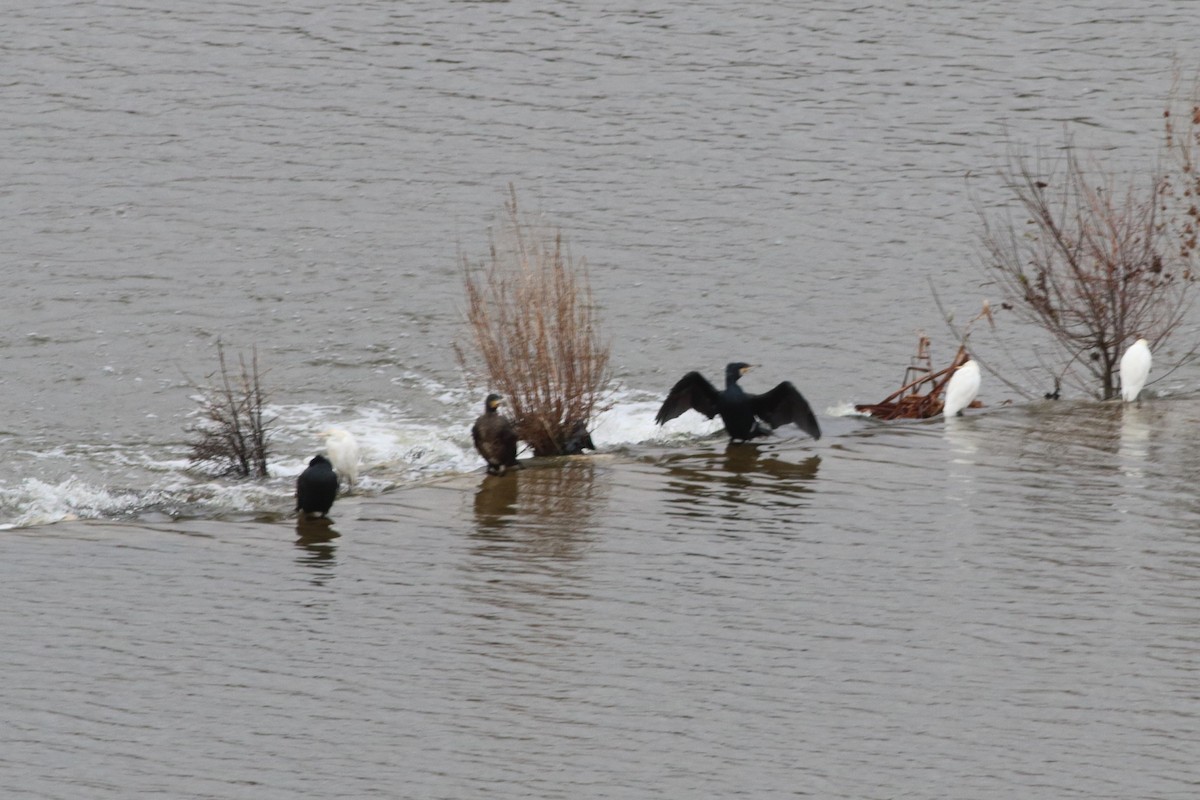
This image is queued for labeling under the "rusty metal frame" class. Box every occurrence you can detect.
[855,338,972,420]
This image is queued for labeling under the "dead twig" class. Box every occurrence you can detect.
[185,342,273,478]
[456,186,612,456]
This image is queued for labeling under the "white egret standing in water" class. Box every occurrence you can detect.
[1119,338,1152,402]
[943,359,981,417]
[321,428,361,491]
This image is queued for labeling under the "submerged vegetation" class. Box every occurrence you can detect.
[186,342,273,478]
[456,187,611,457]
[974,77,1200,400]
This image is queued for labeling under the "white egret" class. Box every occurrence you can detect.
[1119,338,1152,402]
[943,359,981,417]
[321,428,361,491]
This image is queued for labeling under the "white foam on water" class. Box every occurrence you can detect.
[0,477,145,529]
[0,385,733,528]
[589,390,724,446]
[270,400,480,482]
[827,401,874,418]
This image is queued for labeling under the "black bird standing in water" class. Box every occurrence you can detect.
[655,362,821,442]
[472,393,521,475]
[296,454,338,518]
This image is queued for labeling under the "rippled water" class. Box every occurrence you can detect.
[5,1,1200,797]
[8,405,1200,797]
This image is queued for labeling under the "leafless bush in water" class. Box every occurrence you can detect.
[456,187,611,457]
[976,80,1200,400]
[1162,69,1200,274]
[186,342,273,478]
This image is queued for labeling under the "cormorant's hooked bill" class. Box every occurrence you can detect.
[296,454,338,517]
[655,362,821,442]
[472,393,521,475]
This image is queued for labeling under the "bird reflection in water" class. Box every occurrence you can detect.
[943,412,984,502]
[943,413,982,461]
[659,443,820,514]
[464,460,604,658]
[470,458,603,562]
[472,470,520,531]
[1118,403,1152,478]
[719,442,819,477]
[295,516,340,584]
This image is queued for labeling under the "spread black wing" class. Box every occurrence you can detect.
[655,371,721,424]
[749,381,821,440]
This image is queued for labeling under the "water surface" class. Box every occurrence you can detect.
[4,2,1200,797]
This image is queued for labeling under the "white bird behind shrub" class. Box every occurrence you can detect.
[321,428,361,491]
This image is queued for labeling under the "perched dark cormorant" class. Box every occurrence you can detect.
[296,454,338,517]
[563,419,596,455]
[655,362,821,442]
[472,393,521,474]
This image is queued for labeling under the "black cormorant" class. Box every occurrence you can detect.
[472,393,520,474]
[296,454,338,517]
[563,419,596,455]
[655,362,821,442]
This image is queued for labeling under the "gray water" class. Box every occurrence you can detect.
[5,1,1200,797]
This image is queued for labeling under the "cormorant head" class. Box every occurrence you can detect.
[725,362,755,385]
[485,393,504,412]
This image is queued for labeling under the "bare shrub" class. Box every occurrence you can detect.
[456,187,611,456]
[978,122,1199,399]
[186,342,273,477]
[1162,69,1200,270]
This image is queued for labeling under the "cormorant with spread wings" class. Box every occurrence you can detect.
[655,362,820,442]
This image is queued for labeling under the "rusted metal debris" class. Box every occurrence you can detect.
[855,336,981,420]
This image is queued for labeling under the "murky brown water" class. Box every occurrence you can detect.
[5,1,1200,797]
[8,407,1200,797]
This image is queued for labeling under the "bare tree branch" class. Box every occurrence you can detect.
[976,111,1200,399]
[186,342,273,478]
[457,186,612,456]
